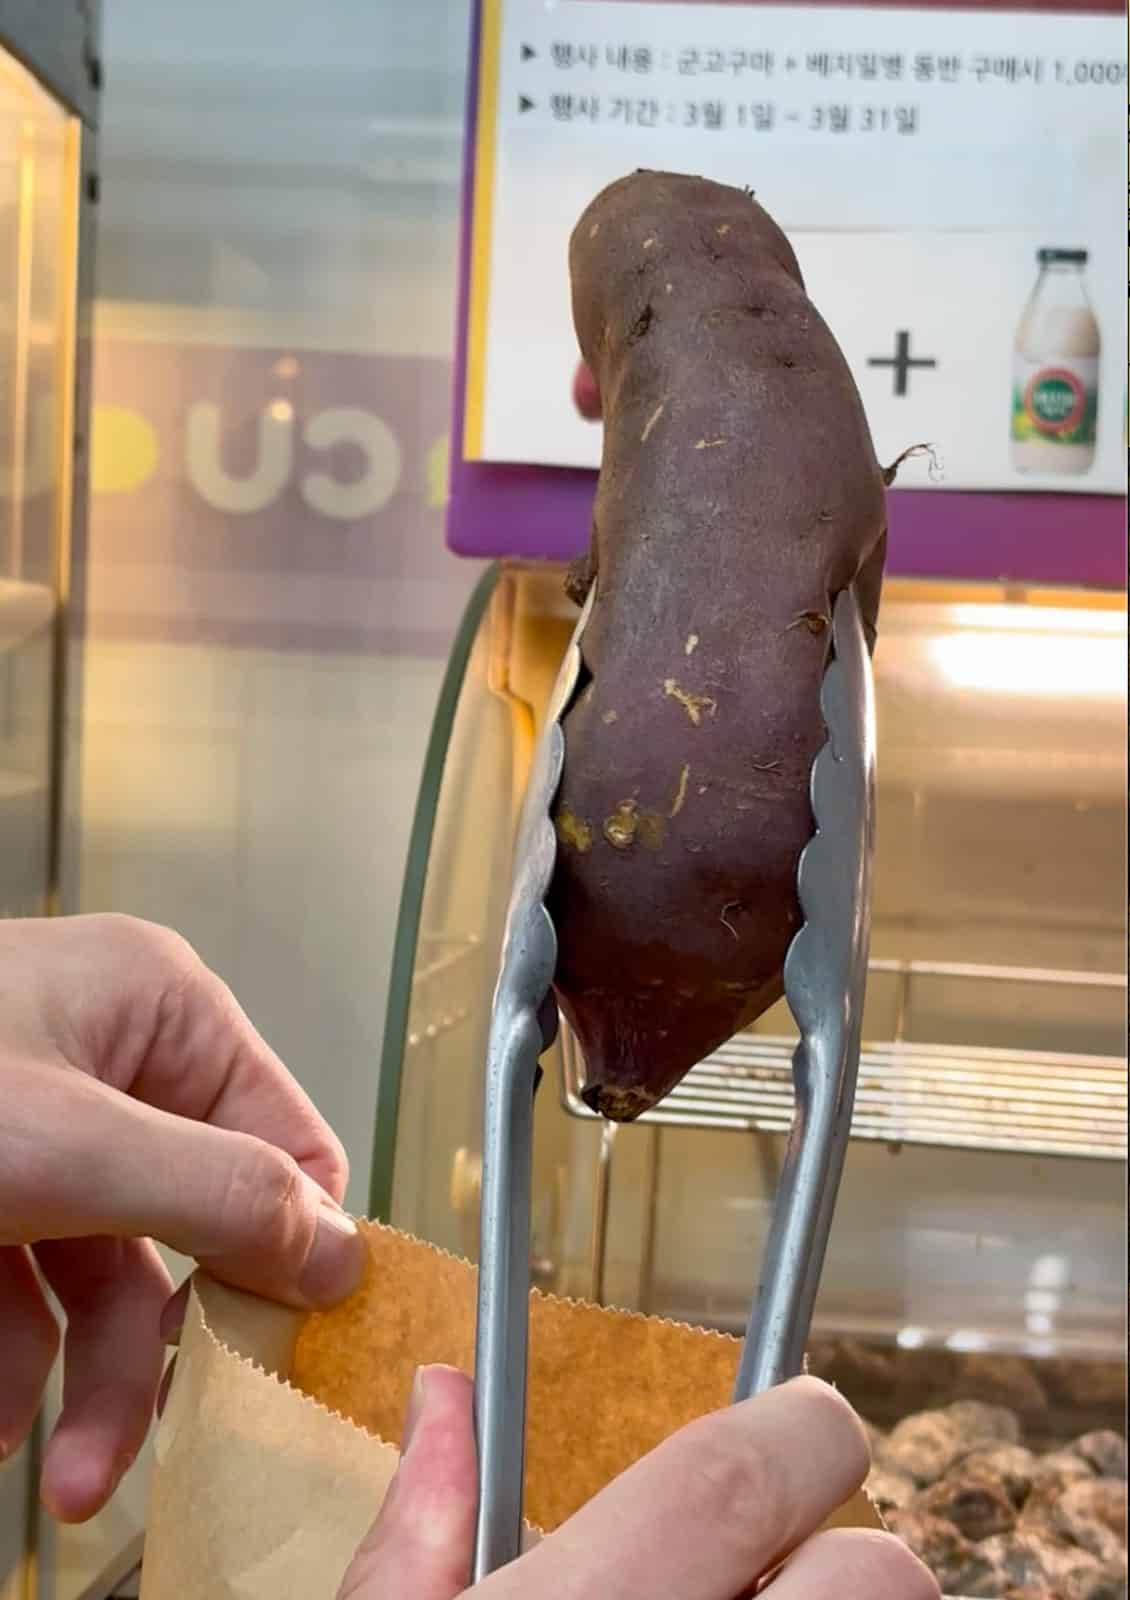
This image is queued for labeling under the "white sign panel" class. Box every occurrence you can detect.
[465,0,1126,494]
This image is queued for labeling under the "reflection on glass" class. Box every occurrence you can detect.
[386,574,1127,1404]
[0,48,79,916]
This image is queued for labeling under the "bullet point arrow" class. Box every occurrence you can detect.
[519,94,535,113]
[521,43,536,61]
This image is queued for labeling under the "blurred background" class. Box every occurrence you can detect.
[78,0,476,1198]
[3,1,479,1591]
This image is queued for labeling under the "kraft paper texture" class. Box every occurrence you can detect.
[141,1220,880,1598]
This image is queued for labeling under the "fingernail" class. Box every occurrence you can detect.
[402,1368,428,1457]
[298,1198,366,1307]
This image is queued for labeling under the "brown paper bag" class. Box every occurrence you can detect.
[141,1221,880,1598]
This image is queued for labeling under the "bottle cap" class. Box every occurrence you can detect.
[1037,247,1088,265]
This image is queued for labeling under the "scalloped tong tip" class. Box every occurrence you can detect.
[472,583,875,1579]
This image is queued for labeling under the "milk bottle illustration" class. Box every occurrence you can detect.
[1010,248,1100,475]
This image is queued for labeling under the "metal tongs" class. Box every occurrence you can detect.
[471,584,876,1581]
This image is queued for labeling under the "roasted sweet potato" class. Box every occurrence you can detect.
[548,170,889,1122]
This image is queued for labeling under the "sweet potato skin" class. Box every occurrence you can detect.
[548,170,888,1122]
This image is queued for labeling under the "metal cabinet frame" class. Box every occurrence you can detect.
[0,7,102,1595]
[0,0,101,920]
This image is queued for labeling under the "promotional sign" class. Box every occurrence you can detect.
[84,339,473,656]
[446,0,1126,577]
[465,0,1124,492]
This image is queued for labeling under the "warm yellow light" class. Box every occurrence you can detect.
[1,46,68,126]
[927,606,1126,700]
[91,404,159,494]
[946,604,1126,636]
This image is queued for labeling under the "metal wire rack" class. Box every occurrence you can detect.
[559,957,1126,1314]
[560,959,1127,1163]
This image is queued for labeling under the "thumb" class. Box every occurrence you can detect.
[1,1064,366,1309]
[338,1366,476,1600]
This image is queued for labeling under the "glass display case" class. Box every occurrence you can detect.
[377,562,1126,1598]
[0,41,82,918]
[0,11,100,1600]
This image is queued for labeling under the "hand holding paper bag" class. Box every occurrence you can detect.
[143,1223,938,1600]
[0,915,364,1523]
[0,915,934,1595]
[338,1364,937,1600]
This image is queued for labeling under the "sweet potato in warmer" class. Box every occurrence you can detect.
[548,170,890,1122]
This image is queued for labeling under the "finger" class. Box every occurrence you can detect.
[337,1366,475,1600]
[573,360,602,420]
[160,1279,191,1345]
[35,1236,172,1523]
[96,921,349,1202]
[0,1246,59,1458]
[25,913,347,1201]
[767,1528,940,1600]
[3,1067,365,1310]
[156,1355,177,1420]
[483,1377,869,1600]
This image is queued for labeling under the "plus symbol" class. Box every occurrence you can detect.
[867,330,938,396]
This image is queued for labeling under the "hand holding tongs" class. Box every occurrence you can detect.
[471,584,876,1581]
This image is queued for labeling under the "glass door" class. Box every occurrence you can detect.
[0,40,82,1600]
[0,45,81,919]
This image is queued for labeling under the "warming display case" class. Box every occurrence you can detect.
[0,36,82,919]
[0,10,101,1600]
[376,563,1127,1599]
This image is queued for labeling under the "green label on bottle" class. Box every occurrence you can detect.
[1011,356,1099,446]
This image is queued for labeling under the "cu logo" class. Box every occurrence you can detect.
[186,404,403,518]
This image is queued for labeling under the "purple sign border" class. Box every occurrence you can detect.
[445,0,1126,591]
